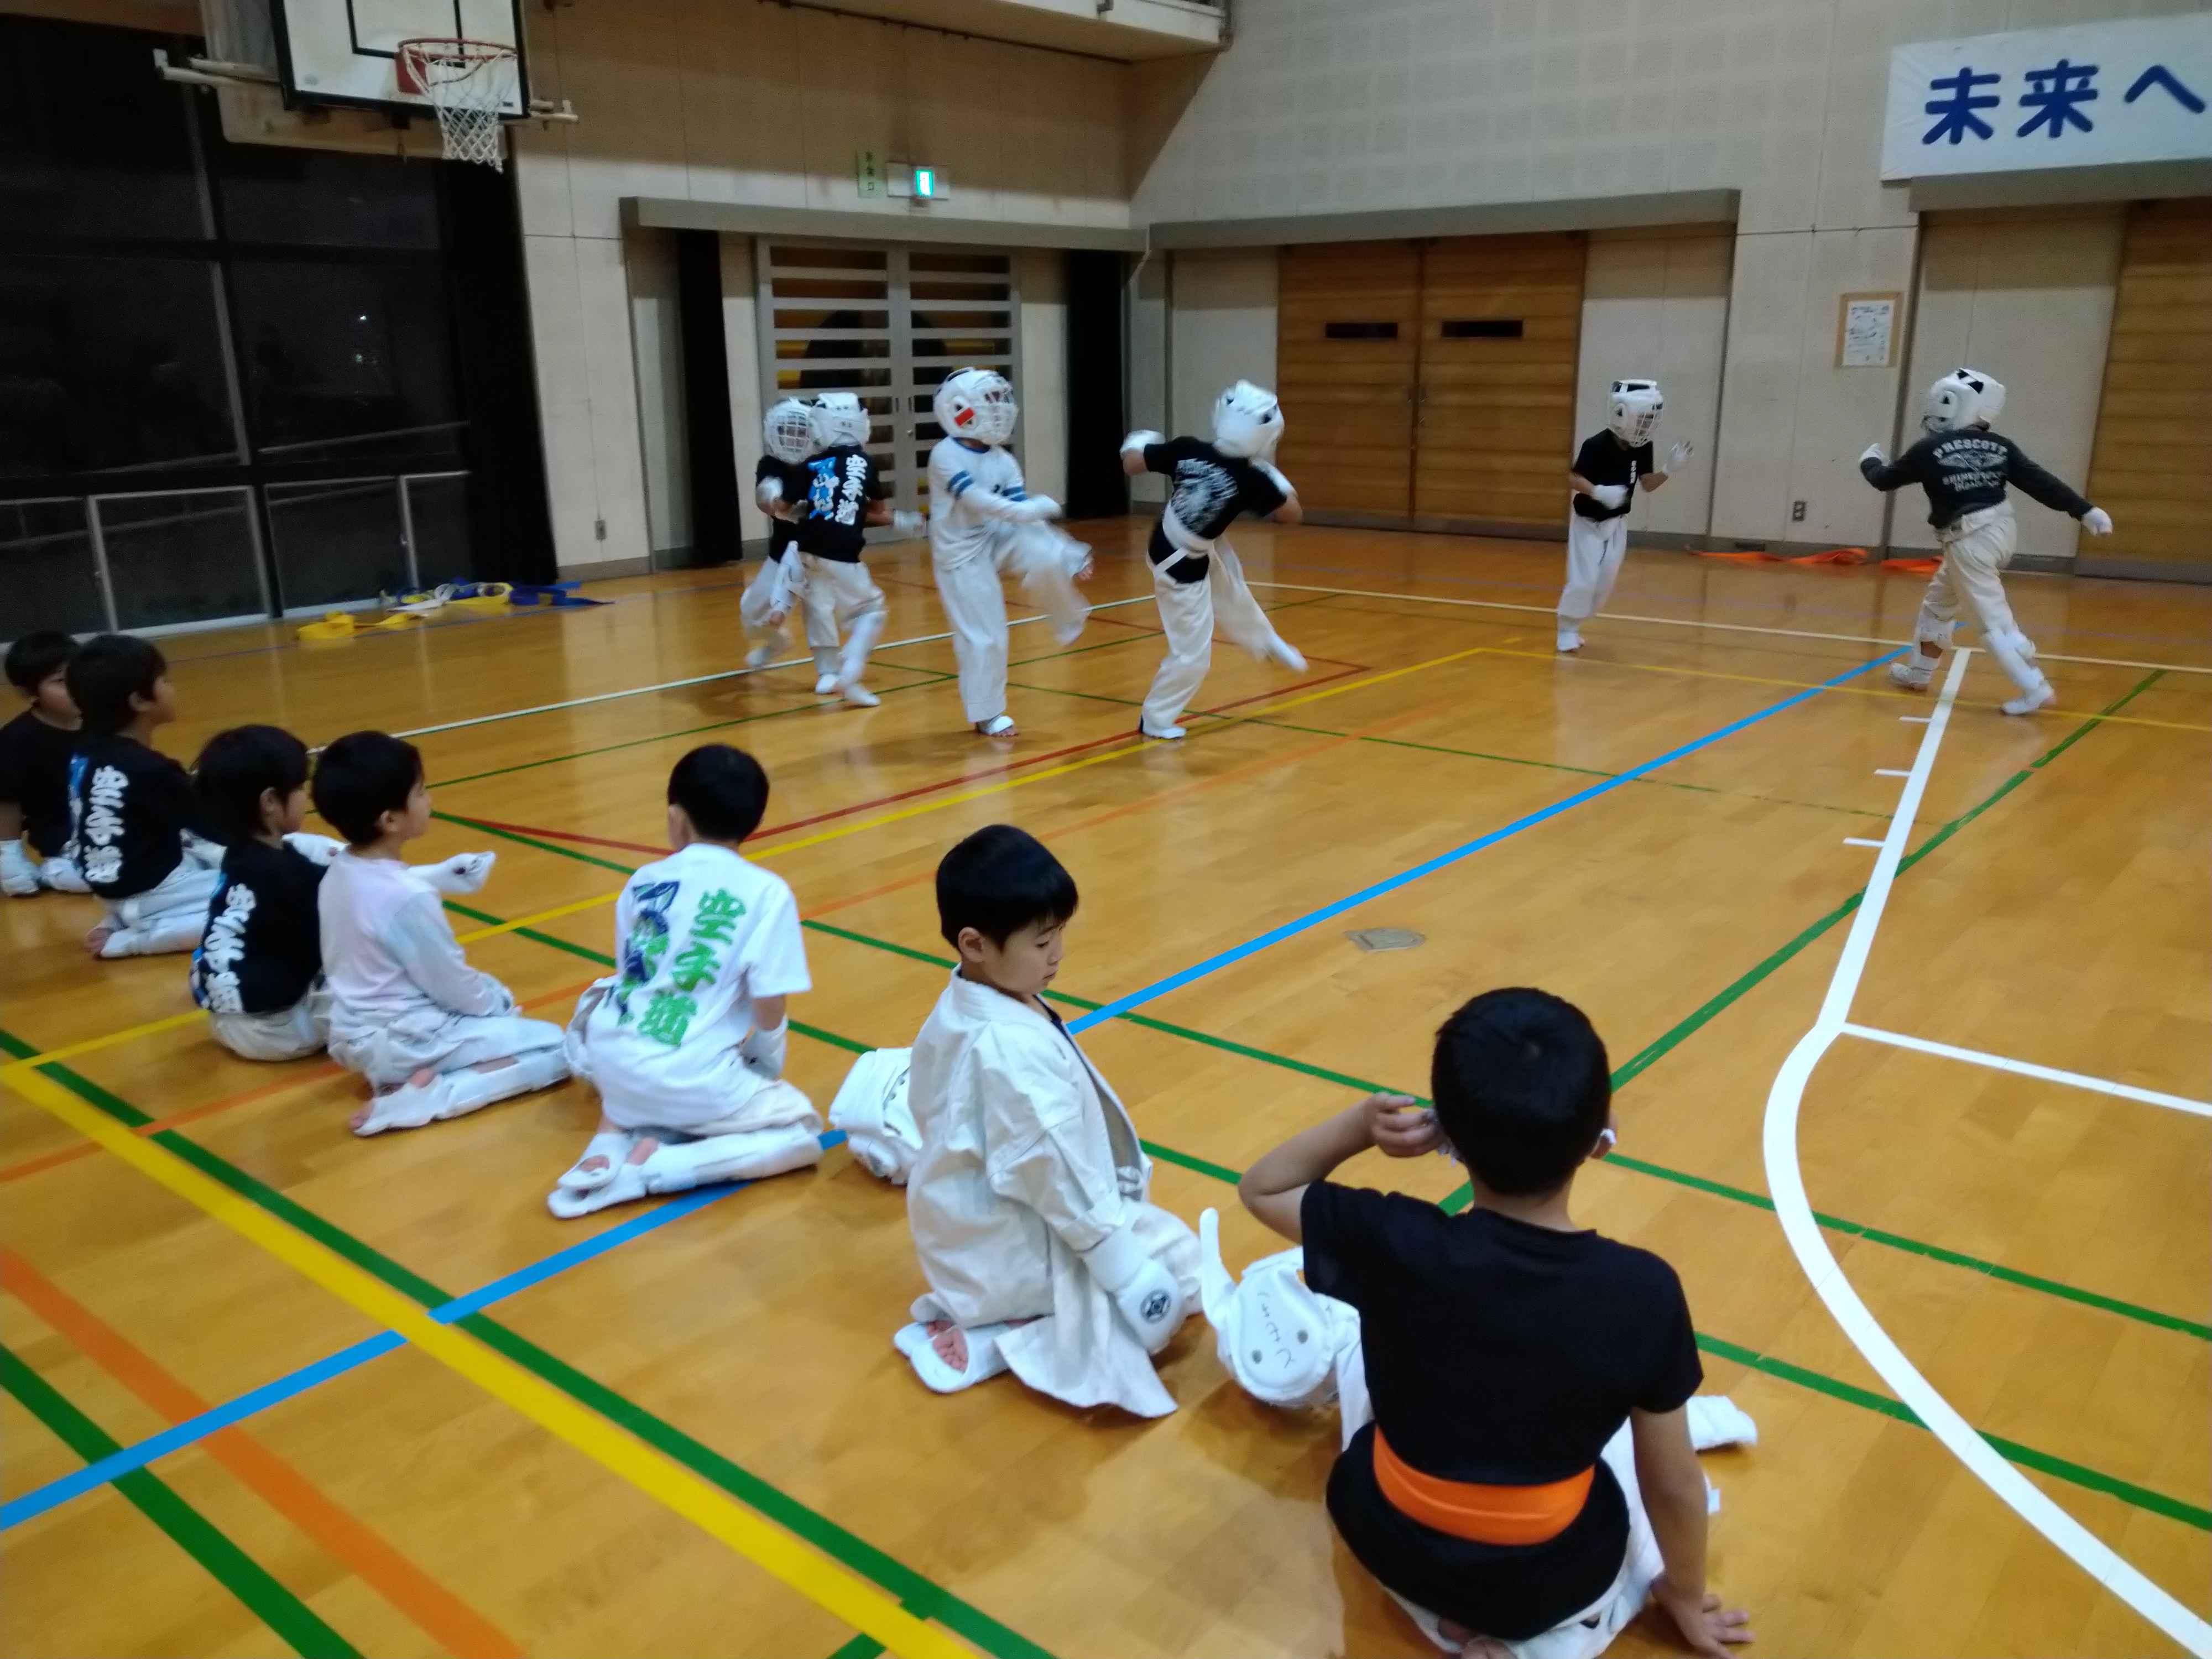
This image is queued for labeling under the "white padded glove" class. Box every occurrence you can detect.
[0,839,37,898]
[1665,440,1693,474]
[1590,483,1629,510]
[419,852,497,896]
[890,508,926,539]
[2081,506,2113,536]
[1860,442,1887,467]
[1082,1222,1187,1354]
[1256,460,1295,498]
[755,478,784,514]
[281,832,347,867]
[1120,429,1165,457]
[739,1018,788,1080]
[1014,494,1061,522]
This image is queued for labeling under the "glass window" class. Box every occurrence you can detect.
[231,260,463,467]
[95,488,264,629]
[0,255,243,482]
[401,471,473,583]
[0,17,207,244]
[216,145,441,250]
[0,497,108,636]
[267,476,410,612]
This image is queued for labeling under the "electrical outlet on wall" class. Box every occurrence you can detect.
[1791,500,1807,522]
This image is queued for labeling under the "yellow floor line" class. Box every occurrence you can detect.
[17,1010,208,1071]
[0,1061,974,1659]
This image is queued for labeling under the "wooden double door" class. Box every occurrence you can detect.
[1276,233,1587,529]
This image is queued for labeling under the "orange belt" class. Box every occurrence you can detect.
[1373,1431,1593,1546]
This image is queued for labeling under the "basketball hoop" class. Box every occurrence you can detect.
[395,38,518,170]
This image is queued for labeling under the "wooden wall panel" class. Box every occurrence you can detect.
[1275,242,1420,517]
[2082,200,2212,574]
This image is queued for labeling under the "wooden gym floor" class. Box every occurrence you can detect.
[3,521,2206,1659]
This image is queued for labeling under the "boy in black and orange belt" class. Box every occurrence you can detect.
[1239,988,1753,1659]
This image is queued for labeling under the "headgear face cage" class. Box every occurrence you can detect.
[808,393,873,450]
[933,368,1019,446]
[763,398,816,463]
[1608,379,1663,445]
[1923,367,2006,434]
[1212,379,1285,461]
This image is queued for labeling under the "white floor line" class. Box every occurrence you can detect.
[1841,1023,2212,1119]
[1760,647,2212,1659]
[1901,714,1930,723]
[1875,768,1910,778]
[1841,837,1884,848]
[1246,578,2212,675]
[386,593,1162,743]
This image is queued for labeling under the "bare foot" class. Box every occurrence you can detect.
[1437,1622,1511,1659]
[625,1137,661,1166]
[84,924,116,957]
[924,1319,968,1370]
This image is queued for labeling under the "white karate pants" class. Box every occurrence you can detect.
[1915,503,2042,695]
[797,555,888,684]
[331,1010,566,1091]
[740,553,837,659]
[210,981,333,1063]
[98,857,222,957]
[1558,514,1629,630]
[933,524,1091,726]
[1141,542,1294,734]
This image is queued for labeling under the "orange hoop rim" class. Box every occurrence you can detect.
[394,36,517,97]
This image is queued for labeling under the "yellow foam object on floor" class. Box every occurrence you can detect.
[295,610,425,641]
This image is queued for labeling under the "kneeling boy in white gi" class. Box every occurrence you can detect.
[313,731,568,1135]
[897,825,1198,1416]
[1121,381,1308,740]
[550,744,821,1217]
[1861,367,2113,716]
[1558,379,1689,655]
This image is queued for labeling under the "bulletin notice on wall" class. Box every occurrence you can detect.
[1838,294,1897,369]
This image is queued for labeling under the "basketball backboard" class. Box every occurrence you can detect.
[272,0,529,118]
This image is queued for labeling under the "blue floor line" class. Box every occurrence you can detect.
[0,1134,843,1528]
[1067,651,1903,1034]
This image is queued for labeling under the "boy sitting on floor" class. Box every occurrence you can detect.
[549,744,822,1218]
[896,824,1198,1417]
[1239,988,1751,1659]
[0,631,88,898]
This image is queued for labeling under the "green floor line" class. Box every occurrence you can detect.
[0,1342,360,1658]
[426,818,2210,1346]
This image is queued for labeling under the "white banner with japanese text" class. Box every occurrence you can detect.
[1884,14,2212,180]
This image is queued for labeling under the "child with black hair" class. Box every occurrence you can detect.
[1239,989,1752,1659]
[0,631,88,897]
[65,634,222,957]
[895,824,1198,1416]
[190,725,494,1062]
[549,744,821,1218]
[312,731,567,1135]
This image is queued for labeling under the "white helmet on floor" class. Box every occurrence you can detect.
[763,398,815,465]
[933,367,1018,446]
[1608,378,1663,445]
[1196,1209,1357,1410]
[808,392,872,450]
[1212,380,1285,461]
[1923,367,2005,433]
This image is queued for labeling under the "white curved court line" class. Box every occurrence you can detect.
[1248,578,2212,676]
[385,592,1162,743]
[1841,1024,2212,1119]
[1761,647,2212,1659]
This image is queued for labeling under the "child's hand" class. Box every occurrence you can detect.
[1362,1093,1434,1159]
[1652,1578,1752,1656]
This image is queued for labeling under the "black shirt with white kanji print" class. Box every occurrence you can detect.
[1138,436,1287,582]
[1860,428,2093,533]
[0,708,79,857]
[67,734,212,899]
[755,454,808,561]
[191,839,326,1015]
[1571,431,1653,523]
[795,445,885,563]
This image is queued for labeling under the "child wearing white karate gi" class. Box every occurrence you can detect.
[896,824,1198,1416]
[549,744,822,1217]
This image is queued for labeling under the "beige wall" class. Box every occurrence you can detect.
[1168,251,1279,438]
[1016,252,1071,508]
[1130,0,2209,549]
[516,0,1129,573]
[625,228,690,558]
[1897,208,2125,561]
[1574,228,1734,540]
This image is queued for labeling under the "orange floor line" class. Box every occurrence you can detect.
[0,1246,524,1659]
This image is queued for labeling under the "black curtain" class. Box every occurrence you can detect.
[676,228,739,565]
[1062,249,1128,520]
[442,162,555,585]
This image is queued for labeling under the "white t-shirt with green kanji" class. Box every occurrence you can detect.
[582,841,811,1128]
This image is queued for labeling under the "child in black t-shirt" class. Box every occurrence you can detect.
[794,393,909,709]
[0,631,88,898]
[1119,380,1309,740]
[1557,379,1691,655]
[742,397,838,678]
[65,634,223,959]
[1239,988,1752,1659]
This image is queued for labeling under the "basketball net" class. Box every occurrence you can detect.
[396,39,518,170]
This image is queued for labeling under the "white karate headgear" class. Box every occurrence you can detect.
[1212,380,1285,461]
[808,392,873,450]
[1608,378,1663,445]
[763,398,815,465]
[933,367,1018,446]
[1197,1209,1356,1410]
[1923,367,2005,434]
